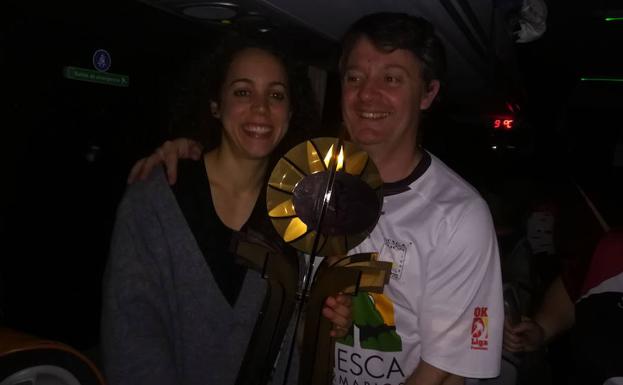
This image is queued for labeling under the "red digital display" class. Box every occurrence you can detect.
[493,118,514,131]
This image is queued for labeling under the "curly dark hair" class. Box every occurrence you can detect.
[339,12,447,86]
[167,33,319,163]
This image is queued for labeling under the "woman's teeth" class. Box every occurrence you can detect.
[245,125,271,133]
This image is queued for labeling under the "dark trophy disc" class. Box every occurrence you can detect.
[266,137,383,256]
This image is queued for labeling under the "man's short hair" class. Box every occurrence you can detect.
[339,12,447,85]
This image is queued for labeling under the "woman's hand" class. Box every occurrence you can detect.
[127,138,204,185]
[322,293,353,338]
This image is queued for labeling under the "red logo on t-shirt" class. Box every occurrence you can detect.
[471,306,489,350]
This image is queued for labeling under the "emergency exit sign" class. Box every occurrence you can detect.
[63,66,129,87]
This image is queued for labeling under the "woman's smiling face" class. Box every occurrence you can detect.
[213,47,291,160]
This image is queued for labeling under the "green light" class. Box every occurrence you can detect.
[580,77,623,83]
[604,17,623,21]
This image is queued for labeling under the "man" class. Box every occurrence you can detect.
[330,13,502,385]
[131,13,503,385]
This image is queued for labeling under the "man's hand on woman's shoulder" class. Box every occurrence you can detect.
[127,138,203,185]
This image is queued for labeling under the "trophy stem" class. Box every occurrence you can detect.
[281,138,344,385]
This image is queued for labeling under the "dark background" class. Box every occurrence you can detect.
[1,0,220,350]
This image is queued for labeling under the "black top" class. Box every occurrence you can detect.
[172,159,252,306]
[171,159,294,306]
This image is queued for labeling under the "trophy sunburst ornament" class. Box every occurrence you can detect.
[267,137,383,256]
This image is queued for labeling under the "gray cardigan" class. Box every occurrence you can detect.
[101,168,280,385]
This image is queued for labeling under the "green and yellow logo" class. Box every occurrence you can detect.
[338,291,402,352]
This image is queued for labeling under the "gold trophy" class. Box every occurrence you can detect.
[233,137,391,385]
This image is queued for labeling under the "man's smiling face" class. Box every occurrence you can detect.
[341,37,438,160]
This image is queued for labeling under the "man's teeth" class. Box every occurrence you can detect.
[245,125,271,133]
[359,112,389,119]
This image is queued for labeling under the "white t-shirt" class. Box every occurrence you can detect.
[333,152,503,385]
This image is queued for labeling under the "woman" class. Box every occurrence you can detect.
[101,36,350,385]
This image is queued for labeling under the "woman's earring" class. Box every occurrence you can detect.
[210,101,221,118]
